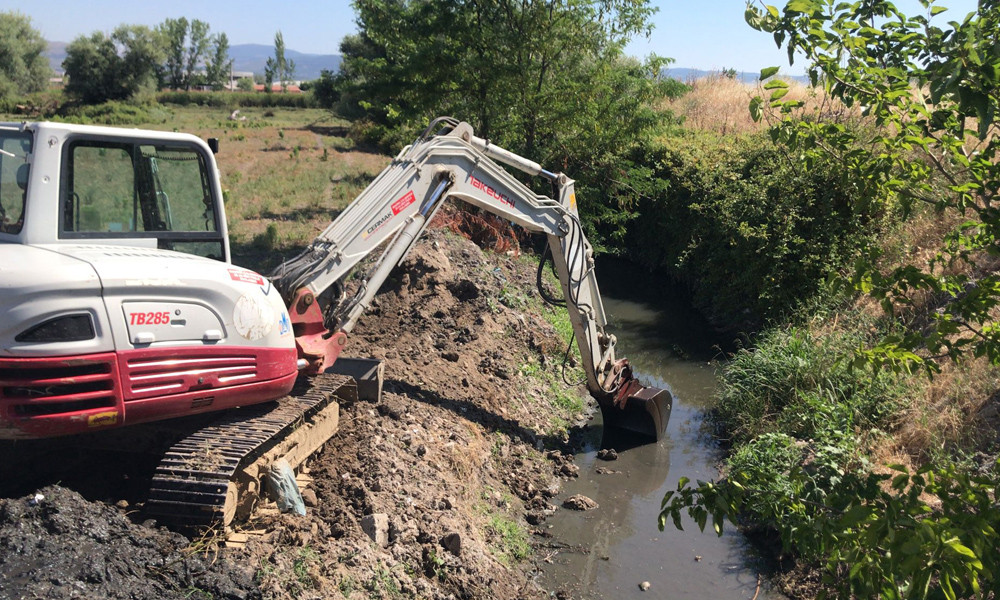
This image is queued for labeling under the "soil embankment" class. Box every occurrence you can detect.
[0,228,590,600]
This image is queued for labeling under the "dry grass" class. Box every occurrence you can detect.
[663,74,856,135]
[880,357,1000,463]
[117,105,391,261]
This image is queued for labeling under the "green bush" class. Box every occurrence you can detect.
[157,91,317,109]
[715,325,905,446]
[55,101,172,125]
[627,131,893,331]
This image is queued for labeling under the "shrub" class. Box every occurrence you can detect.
[627,130,893,331]
[715,325,905,446]
[157,91,317,109]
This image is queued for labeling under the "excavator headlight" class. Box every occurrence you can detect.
[15,314,95,343]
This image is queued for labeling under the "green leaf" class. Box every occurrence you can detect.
[763,79,789,89]
[760,66,780,80]
[770,88,789,101]
[786,0,817,14]
[749,96,763,122]
[838,504,870,528]
[930,5,948,15]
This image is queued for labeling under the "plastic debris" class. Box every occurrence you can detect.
[265,459,306,515]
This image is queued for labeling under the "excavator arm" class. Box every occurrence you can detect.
[273,118,671,440]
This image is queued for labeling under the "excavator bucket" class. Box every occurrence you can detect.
[601,385,672,441]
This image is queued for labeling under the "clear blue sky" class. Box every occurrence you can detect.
[4,0,983,73]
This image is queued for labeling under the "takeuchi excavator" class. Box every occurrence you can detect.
[0,117,671,528]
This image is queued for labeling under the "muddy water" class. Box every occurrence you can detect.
[539,294,781,599]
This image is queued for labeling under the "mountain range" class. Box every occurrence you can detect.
[44,42,802,85]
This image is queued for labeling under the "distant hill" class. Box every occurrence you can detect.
[45,41,68,75]
[228,44,341,80]
[665,67,809,85]
[46,40,799,85]
[45,41,342,81]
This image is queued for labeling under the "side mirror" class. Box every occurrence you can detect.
[207,138,220,154]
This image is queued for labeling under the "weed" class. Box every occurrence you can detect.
[486,515,531,566]
[182,587,213,599]
[425,548,447,581]
[338,576,356,597]
[363,562,401,598]
[292,546,320,587]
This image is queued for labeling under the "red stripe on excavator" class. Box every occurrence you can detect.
[0,346,298,439]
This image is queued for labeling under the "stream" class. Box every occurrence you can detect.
[538,278,782,599]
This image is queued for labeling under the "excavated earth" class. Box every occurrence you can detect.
[0,228,592,600]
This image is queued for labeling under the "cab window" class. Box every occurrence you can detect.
[0,131,32,235]
[61,139,225,260]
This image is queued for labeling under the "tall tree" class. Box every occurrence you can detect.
[63,25,162,104]
[266,31,296,92]
[204,32,231,90]
[158,17,188,90]
[0,12,51,101]
[184,19,211,90]
[156,17,213,90]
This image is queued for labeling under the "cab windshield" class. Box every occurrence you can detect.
[0,130,32,235]
[61,138,225,260]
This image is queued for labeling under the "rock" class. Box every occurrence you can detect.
[416,444,427,457]
[442,351,460,362]
[597,448,618,461]
[559,464,580,478]
[525,511,545,525]
[361,513,390,548]
[639,581,651,591]
[441,531,462,556]
[300,488,318,507]
[440,496,456,510]
[595,467,620,475]
[562,494,599,511]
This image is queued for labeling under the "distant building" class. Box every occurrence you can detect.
[253,83,303,93]
[227,71,255,91]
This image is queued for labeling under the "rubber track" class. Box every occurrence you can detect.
[145,373,351,528]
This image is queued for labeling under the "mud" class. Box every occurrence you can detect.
[0,227,592,600]
[0,486,259,600]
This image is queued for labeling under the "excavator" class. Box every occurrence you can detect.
[0,117,671,529]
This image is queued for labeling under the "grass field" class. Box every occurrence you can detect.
[146,106,391,269]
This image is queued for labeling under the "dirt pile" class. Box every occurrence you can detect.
[0,486,259,600]
[245,228,589,599]
[0,228,592,600]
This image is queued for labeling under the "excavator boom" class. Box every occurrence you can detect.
[274,118,671,440]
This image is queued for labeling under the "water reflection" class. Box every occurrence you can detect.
[538,296,780,599]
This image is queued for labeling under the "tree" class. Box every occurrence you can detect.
[184,19,211,89]
[311,69,338,108]
[159,17,188,90]
[63,25,162,104]
[265,31,296,92]
[156,17,213,90]
[0,12,51,101]
[743,0,1000,372]
[236,76,254,92]
[336,0,678,248]
[204,32,232,90]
